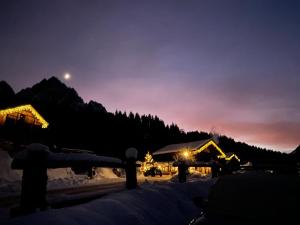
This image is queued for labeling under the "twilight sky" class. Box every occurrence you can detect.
[0,0,299,152]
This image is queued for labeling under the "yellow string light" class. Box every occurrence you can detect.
[193,140,240,162]
[0,104,49,128]
[193,140,226,157]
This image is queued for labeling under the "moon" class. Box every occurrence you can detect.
[63,73,71,80]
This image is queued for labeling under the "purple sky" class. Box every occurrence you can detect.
[1,0,299,152]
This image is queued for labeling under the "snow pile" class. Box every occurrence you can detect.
[47,168,88,190]
[48,168,76,180]
[47,168,121,190]
[8,180,214,225]
[94,168,119,179]
[0,148,21,183]
[0,148,22,196]
[48,167,123,190]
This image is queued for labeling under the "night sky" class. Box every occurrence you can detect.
[1,0,299,152]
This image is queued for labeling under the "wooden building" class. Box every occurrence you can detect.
[152,138,240,175]
[0,104,49,129]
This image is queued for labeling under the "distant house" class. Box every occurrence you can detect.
[0,104,49,129]
[152,138,240,175]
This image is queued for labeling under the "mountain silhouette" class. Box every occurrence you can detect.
[0,80,15,108]
[16,77,83,111]
[0,77,290,161]
[15,77,106,116]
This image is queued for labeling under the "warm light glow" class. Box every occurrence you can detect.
[183,151,190,159]
[193,140,227,157]
[0,105,49,128]
[142,151,155,172]
[193,140,240,161]
[179,150,195,161]
[63,73,71,80]
[225,154,240,162]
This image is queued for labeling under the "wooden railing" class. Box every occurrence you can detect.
[11,143,139,215]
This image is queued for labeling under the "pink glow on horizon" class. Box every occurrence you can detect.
[76,78,300,153]
[1,0,300,153]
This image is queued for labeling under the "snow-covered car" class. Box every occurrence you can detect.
[144,167,162,177]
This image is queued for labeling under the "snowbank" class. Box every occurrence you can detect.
[0,148,22,196]
[94,168,119,179]
[47,168,121,190]
[0,148,21,183]
[46,168,87,190]
[7,180,214,225]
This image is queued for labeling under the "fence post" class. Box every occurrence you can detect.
[20,143,49,213]
[125,147,138,189]
[178,161,187,183]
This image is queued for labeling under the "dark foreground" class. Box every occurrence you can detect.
[195,172,300,225]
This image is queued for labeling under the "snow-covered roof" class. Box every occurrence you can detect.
[153,139,211,155]
[3,179,215,225]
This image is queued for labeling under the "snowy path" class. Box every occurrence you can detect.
[0,175,172,209]
[48,181,127,208]
[4,179,214,225]
[49,176,172,208]
[0,180,124,209]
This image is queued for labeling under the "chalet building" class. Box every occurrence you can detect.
[152,138,240,175]
[0,104,49,129]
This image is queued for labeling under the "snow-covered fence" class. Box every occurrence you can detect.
[12,148,124,169]
[11,143,139,215]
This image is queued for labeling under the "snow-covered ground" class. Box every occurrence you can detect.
[5,179,214,225]
[170,170,212,183]
[1,147,217,225]
[0,147,216,225]
[0,146,194,197]
[0,149,22,183]
[0,149,22,196]
[47,167,122,190]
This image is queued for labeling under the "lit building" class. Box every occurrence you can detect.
[0,104,49,129]
[152,138,240,175]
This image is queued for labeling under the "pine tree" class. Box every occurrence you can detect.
[143,151,154,172]
[144,151,154,164]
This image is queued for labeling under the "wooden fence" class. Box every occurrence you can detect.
[11,143,139,215]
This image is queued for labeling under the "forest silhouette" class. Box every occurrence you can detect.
[0,77,290,162]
